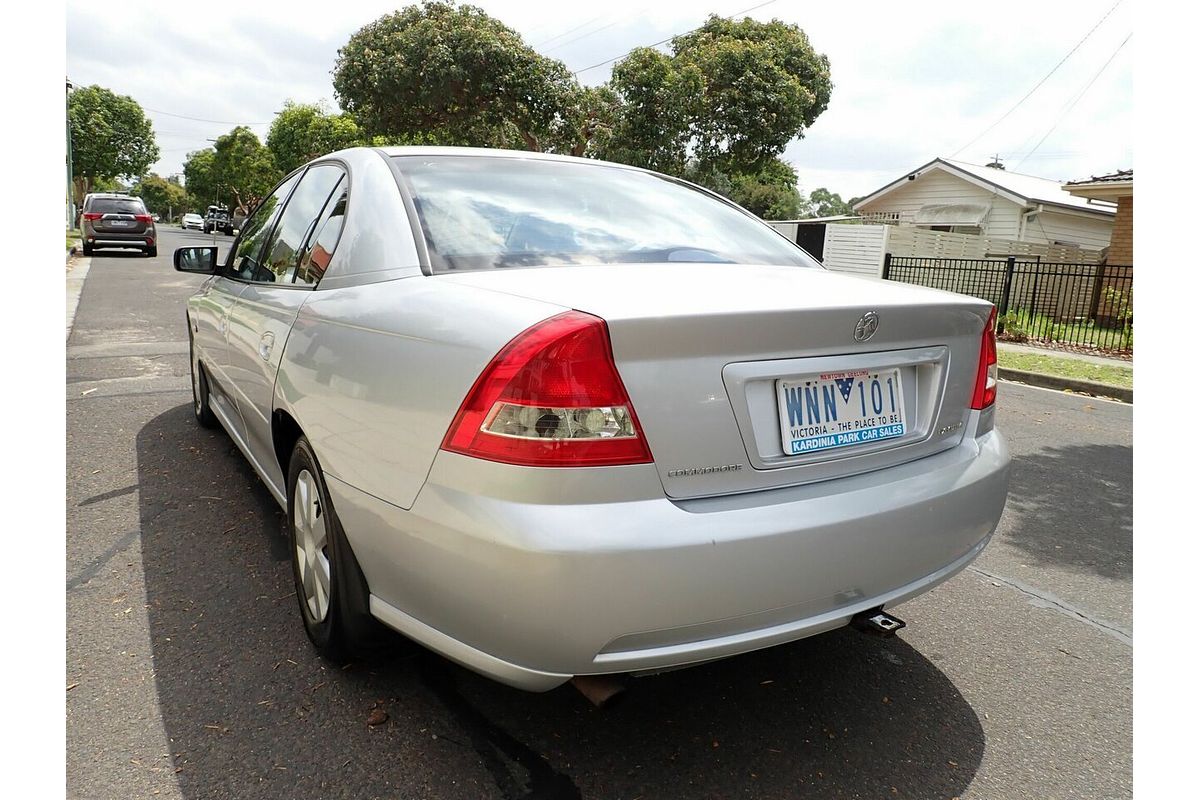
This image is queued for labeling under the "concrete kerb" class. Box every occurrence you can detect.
[67,256,92,341]
[999,367,1132,404]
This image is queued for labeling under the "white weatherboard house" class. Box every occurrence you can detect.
[852,158,1116,251]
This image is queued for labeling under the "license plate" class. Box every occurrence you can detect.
[776,368,907,456]
[110,219,131,227]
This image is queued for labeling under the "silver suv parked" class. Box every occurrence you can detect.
[80,193,158,257]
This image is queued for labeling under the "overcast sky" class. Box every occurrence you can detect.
[64,0,1133,199]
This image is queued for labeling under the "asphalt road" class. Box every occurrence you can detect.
[66,228,1131,799]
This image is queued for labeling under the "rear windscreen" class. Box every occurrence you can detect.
[91,198,145,215]
[393,156,820,273]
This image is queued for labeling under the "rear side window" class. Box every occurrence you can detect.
[295,187,347,286]
[90,198,145,215]
[256,165,345,284]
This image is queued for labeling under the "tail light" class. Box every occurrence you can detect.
[971,306,998,410]
[134,214,153,223]
[441,311,653,467]
[82,212,102,221]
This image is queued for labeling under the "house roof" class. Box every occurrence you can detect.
[1065,169,1133,187]
[1064,169,1132,200]
[853,158,1116,217]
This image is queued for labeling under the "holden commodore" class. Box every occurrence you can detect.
[173,147,1010,694]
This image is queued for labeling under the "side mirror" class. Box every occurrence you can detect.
[174,246,219,274]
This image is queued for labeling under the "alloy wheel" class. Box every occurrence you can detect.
[293,469,331,622]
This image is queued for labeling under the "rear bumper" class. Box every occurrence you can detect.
[328,426,1009,691]
[87,232,155,246]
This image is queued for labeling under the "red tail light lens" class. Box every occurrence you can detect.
[82,212,102,221]
[971,306,998,410]
[134,214,153,223]
[441,311,653,467]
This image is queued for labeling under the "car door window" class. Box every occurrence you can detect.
[254,165,345,285]
[228,173,300,283]
[295,185,348,287]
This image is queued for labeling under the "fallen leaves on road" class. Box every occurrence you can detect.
[366,707,389,727]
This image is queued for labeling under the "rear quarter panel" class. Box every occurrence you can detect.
[274,276,567,509]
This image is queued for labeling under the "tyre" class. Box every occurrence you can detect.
[287,437,386,660]
[189,337,218,429]
[146,246,158,257]
[82,243,93,256]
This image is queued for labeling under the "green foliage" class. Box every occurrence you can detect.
[212,127,281,215]
[997,311,1029,342]
[806,188,854,218]
[603,15,830,178]
[332,1,581,151]
[606,49,703,174]
[267,101,365,173]
[998,307,1131,353]
[132,173,188,217]
[182,149,219,210]
[68,85,159,195]
[1100,286,1133,322]
[684,157,805,219]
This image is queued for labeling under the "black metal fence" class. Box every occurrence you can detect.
[883,255,1133,355]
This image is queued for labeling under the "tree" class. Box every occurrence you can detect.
[267,101,365,173]
[182,149,219,210]
[132,173,188,219]
[332,1,581,151]
[211,127,281,216]
[68,85,159,197]
[603,15,831,178]
[806,188,855,218]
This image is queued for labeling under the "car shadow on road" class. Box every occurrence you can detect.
[138,404,984,800]
[1003,443,1132,579]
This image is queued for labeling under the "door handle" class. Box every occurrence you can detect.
[258,332,275,362]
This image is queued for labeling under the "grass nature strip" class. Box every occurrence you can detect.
[998,349,1132,390]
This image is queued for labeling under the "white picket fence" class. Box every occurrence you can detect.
[768,222,1104,278]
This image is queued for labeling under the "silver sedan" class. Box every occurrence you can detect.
[173,147,1010,693]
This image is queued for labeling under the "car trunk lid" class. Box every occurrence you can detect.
[439,263,993,499]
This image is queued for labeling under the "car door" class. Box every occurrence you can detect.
[225,164,347,494]
[189,271,247,439]
[216,172,302,450]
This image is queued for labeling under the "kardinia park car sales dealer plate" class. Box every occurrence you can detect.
[776,369,907,456]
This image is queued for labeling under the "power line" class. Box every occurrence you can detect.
[533,14,607,48]
[543,19,625,55]
[571,0,779,76]
[144,107,271,126]
[950,0,1123,158]
[1015,32,1131,169]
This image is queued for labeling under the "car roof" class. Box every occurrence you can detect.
[372,145,654,174]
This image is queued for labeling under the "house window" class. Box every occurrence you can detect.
[924,225,982,235]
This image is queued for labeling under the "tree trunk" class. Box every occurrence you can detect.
[518,129,542,152]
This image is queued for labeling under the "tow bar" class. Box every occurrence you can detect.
[850,608,907,638]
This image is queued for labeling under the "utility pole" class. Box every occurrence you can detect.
[66,76,75,228]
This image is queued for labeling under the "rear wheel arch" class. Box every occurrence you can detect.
[272,408,305,480]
